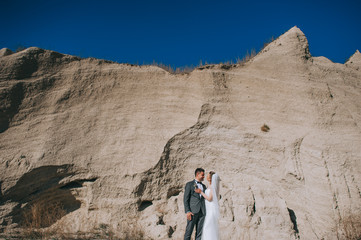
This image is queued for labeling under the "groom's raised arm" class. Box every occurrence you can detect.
[183,182,191,213]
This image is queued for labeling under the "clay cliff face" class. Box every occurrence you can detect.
[0,26,360,239]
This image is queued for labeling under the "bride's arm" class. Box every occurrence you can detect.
[201,189,213,202]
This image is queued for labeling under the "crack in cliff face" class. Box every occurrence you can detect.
[221,190,235,222]
[343,174,352,199]
[351,175,361,199]
[287,208,300,239]
[291,137,305,181]
[251,193,256,217]
[284,137,305,182]
[322,151,342,238]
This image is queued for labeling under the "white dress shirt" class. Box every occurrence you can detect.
[195,179,204,197]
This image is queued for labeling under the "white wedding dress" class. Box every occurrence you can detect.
[202,174,220,240]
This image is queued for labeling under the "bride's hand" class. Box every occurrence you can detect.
[194,188,202,194]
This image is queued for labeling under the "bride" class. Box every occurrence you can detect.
[195,171,221,240]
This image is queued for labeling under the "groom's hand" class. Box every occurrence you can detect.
[186,212,194,221]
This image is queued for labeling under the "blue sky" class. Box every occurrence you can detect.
[1,0,360,68]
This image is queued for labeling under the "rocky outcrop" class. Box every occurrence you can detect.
[245,26,311,78]
[0,48,13,57]
[346,50,361,70]
[0,47,80,80]
[0,26,360,239]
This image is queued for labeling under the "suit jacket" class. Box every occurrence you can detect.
[183,180,207,215]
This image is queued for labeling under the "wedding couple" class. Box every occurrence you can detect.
[183,168,221,240]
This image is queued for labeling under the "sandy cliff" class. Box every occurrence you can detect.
[0,26,360,239]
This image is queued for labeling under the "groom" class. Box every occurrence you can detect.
[183,168,207,240]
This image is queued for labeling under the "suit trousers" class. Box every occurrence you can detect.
[184,211,205,240]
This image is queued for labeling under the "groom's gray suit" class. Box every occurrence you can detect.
[183,180,206,240]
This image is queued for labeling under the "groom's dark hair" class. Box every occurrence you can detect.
[195,168,205,177]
